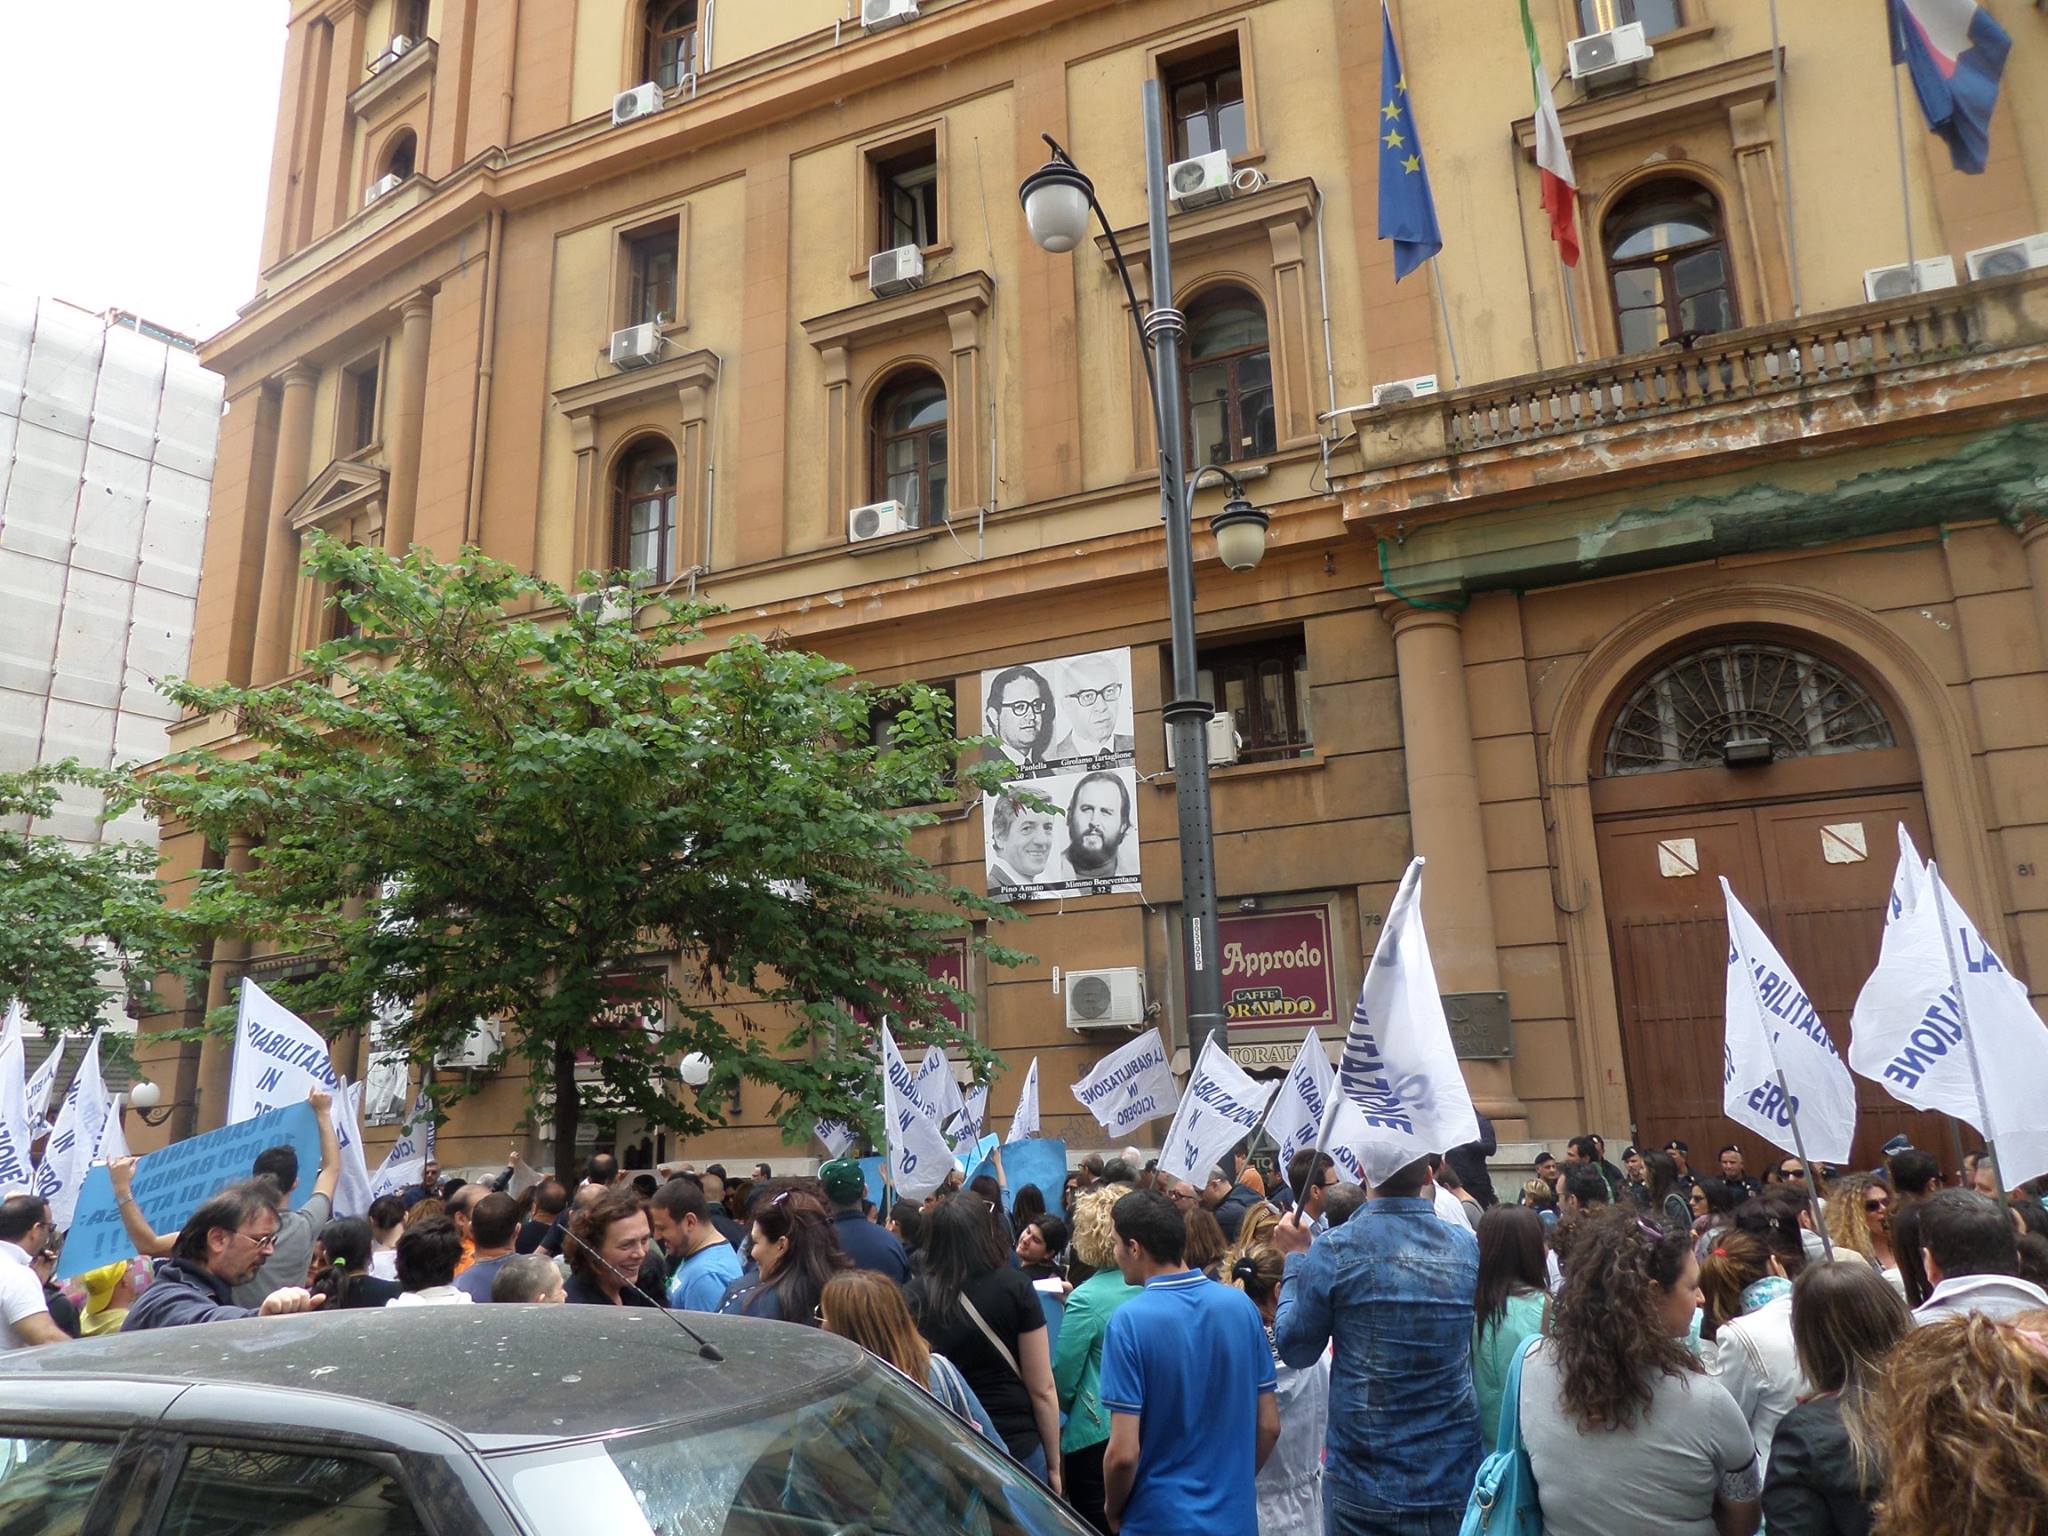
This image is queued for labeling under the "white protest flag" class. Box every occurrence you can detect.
[1006,1057,1040,1143]
[1263,1029,1333,1172]
[0,1004,36,1195]
[507,1155,545,1200]
[951,1084,990,1161]
[1071,1027,1179,1137]
[368,1091,435,1200]
[24,1036,64,1142]
[94,1096,130,1165]
[881,1023,954,1200]
[814,1119,858,1160]
[1156,1035,1279,1188]
[914,1044,966,1127]
[1721,879,1858,1164]
[33,1031,111,1230]
[1319,858,1479,1187]
[332,1079,374,1219]
[227,979,344,1125]
[1850,846,2048,1186]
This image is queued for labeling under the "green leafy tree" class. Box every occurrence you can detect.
[0,762,197,1034]
[138,535,1021,1153]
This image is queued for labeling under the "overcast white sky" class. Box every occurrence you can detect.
[0,3,290,341]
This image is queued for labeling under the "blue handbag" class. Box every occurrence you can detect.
[1459,1335,1543,1536]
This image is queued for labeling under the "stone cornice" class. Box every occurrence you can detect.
[1513,51,1779,157]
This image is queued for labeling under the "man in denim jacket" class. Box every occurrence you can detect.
[1272,1156,1481,1536]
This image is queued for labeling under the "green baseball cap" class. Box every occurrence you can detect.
[820,1158,867,1204]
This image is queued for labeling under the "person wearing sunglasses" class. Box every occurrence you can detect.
[0,1197,69,1350]
[121,1181,325,1331]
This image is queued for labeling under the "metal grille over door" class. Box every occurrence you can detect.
[1604,642,1895,775]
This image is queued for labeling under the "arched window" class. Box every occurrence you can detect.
[613,438,679,582]
[1603,641,1896,775]
[381,131,417,184]
[871,371,948,526]
[1183,287,1275,467]
[645,1,698,90]
[1602,180,1735,355]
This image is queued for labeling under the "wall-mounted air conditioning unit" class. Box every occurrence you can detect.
[1163,714,1242,771]
[1065,968,1148,1031]
[1862,256,1958,302]
[1370,373,1441,408]
[862,0,919,32]
[848,500,911,543]
[390,34,414,56]
[1964,233,2048,280]
[364,173,403,207]
[1167,150,1235,212]
[609,322,666,370]
[613,82,663,127]
[572,588,633,624]
[869,244,926,298]
[437,1018,503,1071]
[1567,22,1652,84]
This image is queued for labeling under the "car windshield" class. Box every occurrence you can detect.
[493,1362,1088,1536]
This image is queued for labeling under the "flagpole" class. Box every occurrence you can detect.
[1926,861,2015,1222]
[1733,949,1834,1260]
[1887,29,1922,295]
[1767,0,1803,316]
[1427,259,1464,388]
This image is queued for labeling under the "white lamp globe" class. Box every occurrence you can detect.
[678,1052,713,1088]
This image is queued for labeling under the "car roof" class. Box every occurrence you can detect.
[0,1307,869,1450]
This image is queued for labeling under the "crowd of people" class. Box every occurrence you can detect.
[4,1094,2047,1536]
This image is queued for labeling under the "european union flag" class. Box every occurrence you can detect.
[1376,2,1442,281]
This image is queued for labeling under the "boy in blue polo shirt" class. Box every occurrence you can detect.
[1099,1189,1277,1536]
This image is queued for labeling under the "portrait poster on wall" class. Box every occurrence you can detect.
[979,648,1141,903]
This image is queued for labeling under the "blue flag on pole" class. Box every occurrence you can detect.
[1887,0,2010,176]
[1376,2,1442,281]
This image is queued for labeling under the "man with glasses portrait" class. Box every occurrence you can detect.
[1049,652,1134,765]
[982,664,1056,770]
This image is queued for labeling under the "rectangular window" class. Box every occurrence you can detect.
[160,1446,426,1536]
[625,226,679,328]
[869,679,957,805]
[1196,632,1312,763]
[1576,0,1682,37]
[339,356,380,454]
[0,1437,119,1535]
[875,139,940,254]
[1164,42,1247,162]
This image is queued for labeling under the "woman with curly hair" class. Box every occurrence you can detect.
[1051,1186,1138,1532]
[1871,1310,2048,1536]
[1820,1174,1898,1282]
[1520,1206,1761,1536]
[1761,1260,1908,1536]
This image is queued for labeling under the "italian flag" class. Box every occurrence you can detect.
[1518,0,1579,266]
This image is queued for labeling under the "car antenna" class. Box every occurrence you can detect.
[557,1225,724,1361]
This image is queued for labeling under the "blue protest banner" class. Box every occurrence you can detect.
[858,1155,889,1212]
[59,1104,324,1281]
[966,1138,1069,1226]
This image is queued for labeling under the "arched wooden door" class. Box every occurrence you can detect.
[1590,639,1962,1176]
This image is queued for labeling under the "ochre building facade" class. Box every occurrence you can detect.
[144,0,2048,1174]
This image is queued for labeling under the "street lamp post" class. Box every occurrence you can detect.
[1021,80,1270,1067]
